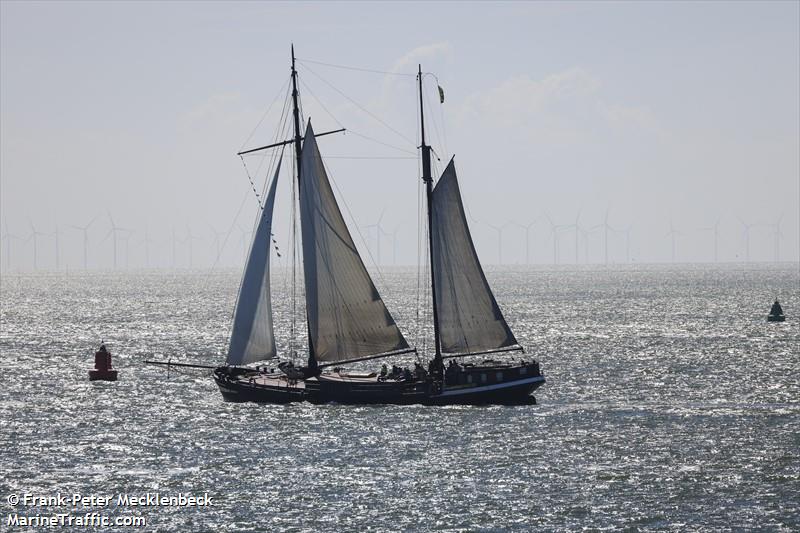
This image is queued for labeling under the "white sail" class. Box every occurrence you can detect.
[226,156,282,365]
[299,122,410,364]
[431,159,519,355]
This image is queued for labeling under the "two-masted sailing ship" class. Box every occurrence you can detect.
[211,47,544,405]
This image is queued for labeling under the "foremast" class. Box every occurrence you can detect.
[418,65,443,377]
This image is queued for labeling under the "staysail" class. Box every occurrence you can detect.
[299,122,411,365]
[430,158,519,356]
[226,155,282,365]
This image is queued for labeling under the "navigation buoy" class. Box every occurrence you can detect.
[89,343,118,381]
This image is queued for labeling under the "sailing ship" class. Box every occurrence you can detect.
[212,47,545,405]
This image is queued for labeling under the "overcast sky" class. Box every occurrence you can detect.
[1,1,798,270]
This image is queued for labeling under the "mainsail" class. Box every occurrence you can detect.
[299,122,411,365]
[226,155,282,365]
[430,158,519,356]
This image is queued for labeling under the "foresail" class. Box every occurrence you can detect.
[299,122,410,364]
[431,159,519,355]
[226,156,282,365]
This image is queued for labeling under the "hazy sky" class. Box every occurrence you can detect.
[1,1,798,270]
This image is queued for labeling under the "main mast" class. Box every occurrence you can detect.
[291,45,318,372]
[418,65,442,373]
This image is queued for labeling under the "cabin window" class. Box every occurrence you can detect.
[496,372,503,381]
[467,375,473,384]
[481,374,487,383]
[520,367,527,375]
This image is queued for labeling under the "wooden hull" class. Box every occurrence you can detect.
[214,363,545,406]
[213,367,305,403]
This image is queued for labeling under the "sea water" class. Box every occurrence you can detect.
[0,264,798,531]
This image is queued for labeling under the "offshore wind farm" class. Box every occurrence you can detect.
[0,209,796,272]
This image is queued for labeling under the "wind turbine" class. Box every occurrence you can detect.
[185,226,202,268]
[698,218,721,263]
[592,209,614,265]
[514,219,537,265]
[235,224,253,264]
[665,219,681,263]
[103,212,131,270]
[545,213,564,265]
[26,221,46,271]
[1,219,21,270]
[578,224,597,265]
[381,224,400,266]
[67,216,97,270]
[559,211,582,264]
[737,217,757,263]
[119,231,133,269]
[51,224,63,271]
[364,210,386,265]
[208,224,227,264]
[485,221,513,265]
[623,224,633,263]
[138,226,157,268]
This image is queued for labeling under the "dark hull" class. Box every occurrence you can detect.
[214,364,545,406]
[304,376,545,405]
[213,367,305,403]
[768,315,786,322]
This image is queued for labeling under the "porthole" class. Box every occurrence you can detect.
[496,372,503,381]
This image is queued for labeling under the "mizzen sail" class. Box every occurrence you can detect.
[226,155,282,365]
[299,122,410,365]
[431,159,519,356]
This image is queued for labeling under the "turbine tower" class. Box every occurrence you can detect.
[364,210,386,265]
[26,221,46,271]
[139,226,156,268]
[592,209,614,265]
[52,224,62,271]
[737,217,757,263]
[560,210,581,264]
[624,224,633,263]
[185,226,200,268]
[665,220,680,263]
[514,219,537,265]
[486,221,512,265]
[698,218,721,263]
[67,216,97,270]
[545,213,564,265]
[209,225,227,264]
[103,212,131,270]
[1,219,20,271]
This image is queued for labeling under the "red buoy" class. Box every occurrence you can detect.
[89,343,118,381]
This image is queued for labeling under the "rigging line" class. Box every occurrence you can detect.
[239,76,292,152]
[249,86,293,194]
[300,62,417,148]
[297,58,416,77]
[298,75,344,129]
[346,129,417,156]
[325,156,417,160]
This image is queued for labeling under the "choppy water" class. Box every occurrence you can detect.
[1,264,798,532]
